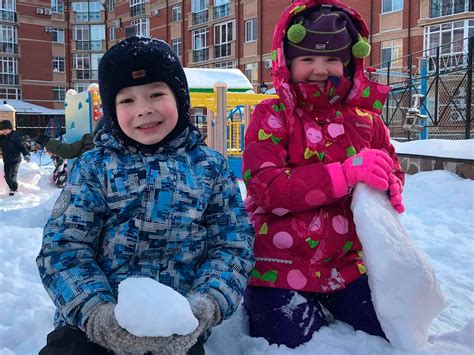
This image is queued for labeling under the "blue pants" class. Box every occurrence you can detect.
[244,274,386,348]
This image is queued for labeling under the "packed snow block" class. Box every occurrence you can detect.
[351,184,446,350]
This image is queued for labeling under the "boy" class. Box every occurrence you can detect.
[37,37,254,355]
[242,0,404,348]
[0,119,30,196]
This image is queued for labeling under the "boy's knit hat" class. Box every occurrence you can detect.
[0,119,13,130]
[285,5,370,65]
[98,36,190,149]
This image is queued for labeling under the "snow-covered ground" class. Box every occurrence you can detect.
[1,141,473,354]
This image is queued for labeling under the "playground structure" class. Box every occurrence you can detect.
[63,68,277,178]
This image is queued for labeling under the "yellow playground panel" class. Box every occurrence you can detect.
[185,68,277,157]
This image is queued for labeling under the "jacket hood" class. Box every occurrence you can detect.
[271,0,390,115]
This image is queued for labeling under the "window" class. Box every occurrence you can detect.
[74,83,91,93]
[245,18,257,42]
[0,56,18,85]
[214,0,231,18]
[192,28,208,50]
[192,28,209,62]
[171,38,182,58]
[382,0,403,13]
[245,62,258,84]
[0,87,21,99]
[0,0,15,11]
[215,60,235,68]
[0,25,17,53]
[431,0,469,17]
[52,56,65,72]
[72,2,102,22]
[172,4,182,22]
[53,87,66,101]
[424,20,473,71]
[73,54,90,69]
[51,0,64,13]
[381,39,403,68]
[52,28,65,43]
[130,0,146,17]
[192,0,209,25]
[107,0,114,12]
[214,21,233,58]
[109,26,116,41]
[131,18,149,37]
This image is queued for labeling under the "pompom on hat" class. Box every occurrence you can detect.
[285,4,371,65]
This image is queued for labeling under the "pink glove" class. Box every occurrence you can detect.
[341,149,393,191]
[388,174,405,213]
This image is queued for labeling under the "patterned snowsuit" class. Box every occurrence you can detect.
[37,127,255,331]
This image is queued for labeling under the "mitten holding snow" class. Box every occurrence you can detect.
[388,174,405,214]
[85,302,172,354]
[157,293,222,355]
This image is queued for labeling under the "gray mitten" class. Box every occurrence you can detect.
[159,293,222,355]
[85,302,173,355]
[24,155,31,162]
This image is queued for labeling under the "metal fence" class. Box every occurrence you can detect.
[368,36,473,141]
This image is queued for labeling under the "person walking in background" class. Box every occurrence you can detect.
[242,0,405,348]
[36,37,254,355]
[0,119,30,196]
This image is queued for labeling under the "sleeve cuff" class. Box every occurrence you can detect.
[327,162,349,198]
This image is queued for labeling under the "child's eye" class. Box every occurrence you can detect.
[327,57,340,62]
[150,92,164,98]
[117,98,133,104]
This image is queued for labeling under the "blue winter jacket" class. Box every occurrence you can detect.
[36,127,255,331]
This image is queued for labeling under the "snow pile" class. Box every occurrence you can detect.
[351,184,446,350]
[391,139,474,160]
[115,277,198,337]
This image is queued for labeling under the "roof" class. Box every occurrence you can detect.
[4,100,64,116]
[184,68,254,92]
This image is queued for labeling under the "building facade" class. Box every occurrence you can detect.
[1,0,472,109]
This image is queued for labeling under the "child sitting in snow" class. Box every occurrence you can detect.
[37,36,254,355]
[242,0,405,348]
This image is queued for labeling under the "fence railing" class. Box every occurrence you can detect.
[368,36,473,140]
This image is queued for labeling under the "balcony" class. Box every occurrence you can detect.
[130,4,146,18]
[213,3,231,19]
[73,69,99,80]
[76,40,104,51]
[0,10,17,23]
[0,42,18,54]
[193,48,209,63]
[0,74,19,85]
[192,9,208,25]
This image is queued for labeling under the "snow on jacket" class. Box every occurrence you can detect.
[37,127,255,330]
[243,0,404,293]
[0,130,29,164]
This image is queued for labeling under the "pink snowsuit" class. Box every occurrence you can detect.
[243,0,404,293]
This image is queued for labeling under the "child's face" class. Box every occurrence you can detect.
[290,56,344,89]
[115,82,178,145]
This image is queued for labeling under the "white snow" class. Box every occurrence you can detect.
[184,68,253,91]
[391,139,474,160]
[351,184,447,350]
[115,277,198,337]
[0,147,473,354]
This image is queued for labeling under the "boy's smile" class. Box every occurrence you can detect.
[289,55,344,90]
[115,82,178,145]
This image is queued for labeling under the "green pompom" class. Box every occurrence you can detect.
[352,35,371,58]
[287,23,306,44]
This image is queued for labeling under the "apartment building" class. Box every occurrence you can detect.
[1,0,472,109]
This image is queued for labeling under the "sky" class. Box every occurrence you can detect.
[0,139,473,354]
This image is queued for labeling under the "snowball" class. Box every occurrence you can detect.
[114,277,199,337]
